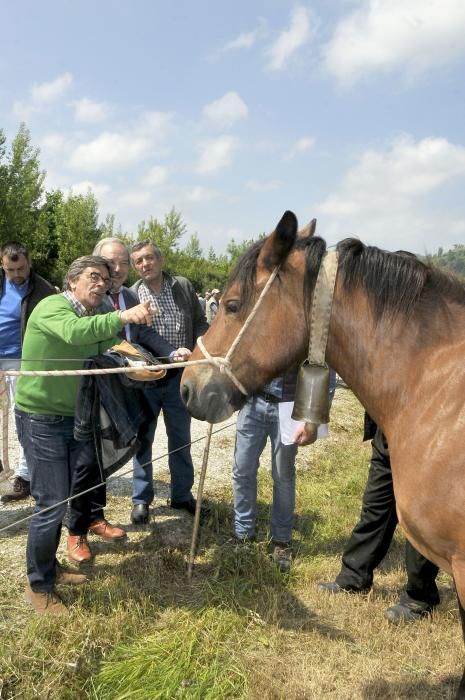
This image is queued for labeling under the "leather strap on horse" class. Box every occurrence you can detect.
[292,250,339,424]
[308,250,339,366]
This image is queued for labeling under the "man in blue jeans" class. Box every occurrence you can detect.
[232,369,336,571]
[15,255,155,615]
[130,241,208,525]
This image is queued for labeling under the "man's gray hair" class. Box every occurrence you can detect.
[93,237,129,261]
[130,240,162,266]
[63,255,113,290]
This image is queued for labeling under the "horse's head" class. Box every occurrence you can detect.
[181,211,316,422]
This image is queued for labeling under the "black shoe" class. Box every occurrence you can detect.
[131,504,149,525]
[318,580,370,594]
[1,476,31,503]
[384,600,433,624]
[169,497,197,516]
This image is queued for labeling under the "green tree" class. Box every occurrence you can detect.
[184,233,203,259]
[2,123,44,245]
[33,189,63,283]
[54,190,101,284]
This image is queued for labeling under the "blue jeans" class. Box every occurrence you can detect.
[232,396,298,543]
[15,408,96,592]
[132,373,194,504]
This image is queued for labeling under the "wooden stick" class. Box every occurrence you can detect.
[187,422,213,581]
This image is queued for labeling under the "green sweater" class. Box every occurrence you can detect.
[16,295,123,416]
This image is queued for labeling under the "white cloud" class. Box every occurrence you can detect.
[324,0,465,86]
[13,72,73,120]
[203,92,248,127]
[40,133,69,152]
[137,110,173,137]
[318,135,465,251]
[72,97,109,123]
[288,136,316,159]
[119,190,152,208]
[142,165,168,187]
[31,73,73,103]
[68,132,151,171]
[246,179,281,192]
[69,180,111,198]
[196,136,239,174]
[267,6,312,71]
[221,19,266,52]
[186,185,218,203]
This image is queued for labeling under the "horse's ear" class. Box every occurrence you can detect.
[298,218,317,238]
[261,210,297,269]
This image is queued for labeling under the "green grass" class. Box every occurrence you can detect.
[0,388,462,699]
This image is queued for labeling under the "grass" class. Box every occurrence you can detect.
[0,388,462,699]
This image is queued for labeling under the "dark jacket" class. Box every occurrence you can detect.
[99,287,176,359]
[0,268,56,343]
[131,273,209,351]
[74,352,155,479]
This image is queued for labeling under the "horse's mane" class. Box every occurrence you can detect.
[227,234,465,321]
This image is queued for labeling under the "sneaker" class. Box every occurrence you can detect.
[272,541,293,573]
[384,600,433,624]
[318,581,371,594]
[24,584,68,616]
[1,476,31,503]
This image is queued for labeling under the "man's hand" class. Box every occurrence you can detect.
[292,422,319,446]
[171,347,191,362]
[119,301,155,326]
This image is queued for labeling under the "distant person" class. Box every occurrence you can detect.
[130,241,208,524]
[0,241,55,503]
[206,288,221,324]
[196,293,206,313]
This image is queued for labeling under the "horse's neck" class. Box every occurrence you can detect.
[326,288,417,432]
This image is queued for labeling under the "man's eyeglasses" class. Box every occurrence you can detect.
[86,272,112,288]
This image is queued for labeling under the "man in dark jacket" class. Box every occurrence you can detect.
[130,240,208,524]
[0,241,55,502]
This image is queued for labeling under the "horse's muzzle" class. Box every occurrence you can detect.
[180,374,245,422]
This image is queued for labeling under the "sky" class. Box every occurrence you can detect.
[1,0,465,256]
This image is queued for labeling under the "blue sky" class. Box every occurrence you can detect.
[1,0,465,255]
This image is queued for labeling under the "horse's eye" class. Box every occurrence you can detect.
[224,300,239,314]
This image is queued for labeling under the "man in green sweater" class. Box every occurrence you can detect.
[15,255,154,615]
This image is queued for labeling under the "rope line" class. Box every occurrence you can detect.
[0,420,236,535]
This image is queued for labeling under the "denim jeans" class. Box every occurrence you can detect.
[15,408,97,592]
[1,359,29,480]
[232,395,297,543]
[132,372,194,504]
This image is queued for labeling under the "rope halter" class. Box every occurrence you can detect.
[196,266,280,396]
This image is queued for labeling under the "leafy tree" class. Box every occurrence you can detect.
[33,190,63,283]
[0,123,44,246]
[53,190,101,285]
[184,233,203,259]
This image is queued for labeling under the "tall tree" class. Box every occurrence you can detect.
[2,123,44,245]
[54,190,101,284]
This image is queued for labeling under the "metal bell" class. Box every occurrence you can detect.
[292,360,330,424]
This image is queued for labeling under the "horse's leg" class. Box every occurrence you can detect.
[451,561,465,699]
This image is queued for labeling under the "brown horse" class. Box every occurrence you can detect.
[181,210,465,697]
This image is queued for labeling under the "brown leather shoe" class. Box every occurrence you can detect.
[67,534,93,563]
[24,584,68,616]
[88,519,127,542]
[55,562,87,585]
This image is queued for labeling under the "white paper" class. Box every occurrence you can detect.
[278,401,329,445]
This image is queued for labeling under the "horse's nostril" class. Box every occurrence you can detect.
[180,382,190,406]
